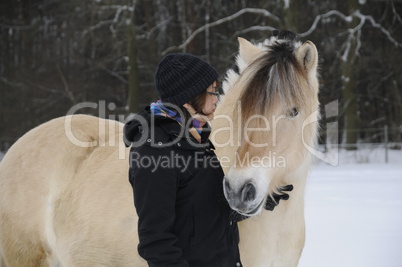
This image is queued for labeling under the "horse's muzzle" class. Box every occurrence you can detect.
[223,178,262,215]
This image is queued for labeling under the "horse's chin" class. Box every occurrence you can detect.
[234,199,265,217]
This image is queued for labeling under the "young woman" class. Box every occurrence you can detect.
[123,53,291,267]
[124,53,242,267]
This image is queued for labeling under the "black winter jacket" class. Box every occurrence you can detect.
[124,107,242,267]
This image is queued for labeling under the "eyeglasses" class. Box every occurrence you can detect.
[207,92,219,97]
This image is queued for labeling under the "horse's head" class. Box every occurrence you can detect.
[214,30,320,216]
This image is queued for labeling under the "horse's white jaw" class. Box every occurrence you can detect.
[223,167,270,216]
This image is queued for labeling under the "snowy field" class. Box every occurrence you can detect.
[299,150,402,267]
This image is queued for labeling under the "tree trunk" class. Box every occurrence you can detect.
[127,3,140,113]
[341,0,359,150]
[283,0,301,33]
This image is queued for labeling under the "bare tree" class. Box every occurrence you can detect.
[1,0,401,150]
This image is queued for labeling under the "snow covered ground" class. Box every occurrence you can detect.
[299,161,402,267]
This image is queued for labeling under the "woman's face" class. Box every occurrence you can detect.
[202,81,219,115]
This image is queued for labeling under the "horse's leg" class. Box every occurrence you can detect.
[0,171,50,267]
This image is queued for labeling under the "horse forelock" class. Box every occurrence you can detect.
[238,38,309,123]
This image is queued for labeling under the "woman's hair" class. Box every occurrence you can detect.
[177,92,208,126]
[172,80,219,127]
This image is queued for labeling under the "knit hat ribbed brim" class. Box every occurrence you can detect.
[155,53,219,107]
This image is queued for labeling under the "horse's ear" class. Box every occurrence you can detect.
[296,41,318,73]
[238,37,262,65]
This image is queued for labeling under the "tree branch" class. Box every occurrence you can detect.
[361,11,402,48]
[230,25,277,40]
[83,2,137,36]
[57,65,77,104]
[300,9,402,63]
[162,8,280,55]
[101,65,128,84]
[301,9,402,48]
[0,77,24,88]
[299,10,353,37]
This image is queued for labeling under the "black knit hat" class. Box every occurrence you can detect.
[155,53,219,107]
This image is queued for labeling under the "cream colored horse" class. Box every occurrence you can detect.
[0,33,319,267]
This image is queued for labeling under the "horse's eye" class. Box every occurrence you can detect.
[289,107,299,117]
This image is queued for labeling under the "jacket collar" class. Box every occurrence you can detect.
[123,106,214,150]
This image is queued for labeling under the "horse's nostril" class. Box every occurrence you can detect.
[241,183,256,203]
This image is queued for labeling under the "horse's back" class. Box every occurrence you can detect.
[0,115,144,266]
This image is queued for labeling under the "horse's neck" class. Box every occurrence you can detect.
[238,168,308,267]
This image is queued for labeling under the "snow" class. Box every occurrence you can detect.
[283,0,290,9]
[316,145,402,165]
[299,162,402,267]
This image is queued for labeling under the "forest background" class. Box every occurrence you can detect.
[1,0,401,152]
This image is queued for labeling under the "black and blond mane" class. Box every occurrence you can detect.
[239,32,309,122]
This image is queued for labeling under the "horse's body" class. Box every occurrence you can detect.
[0,32,319,267]
[0,116,142,267]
